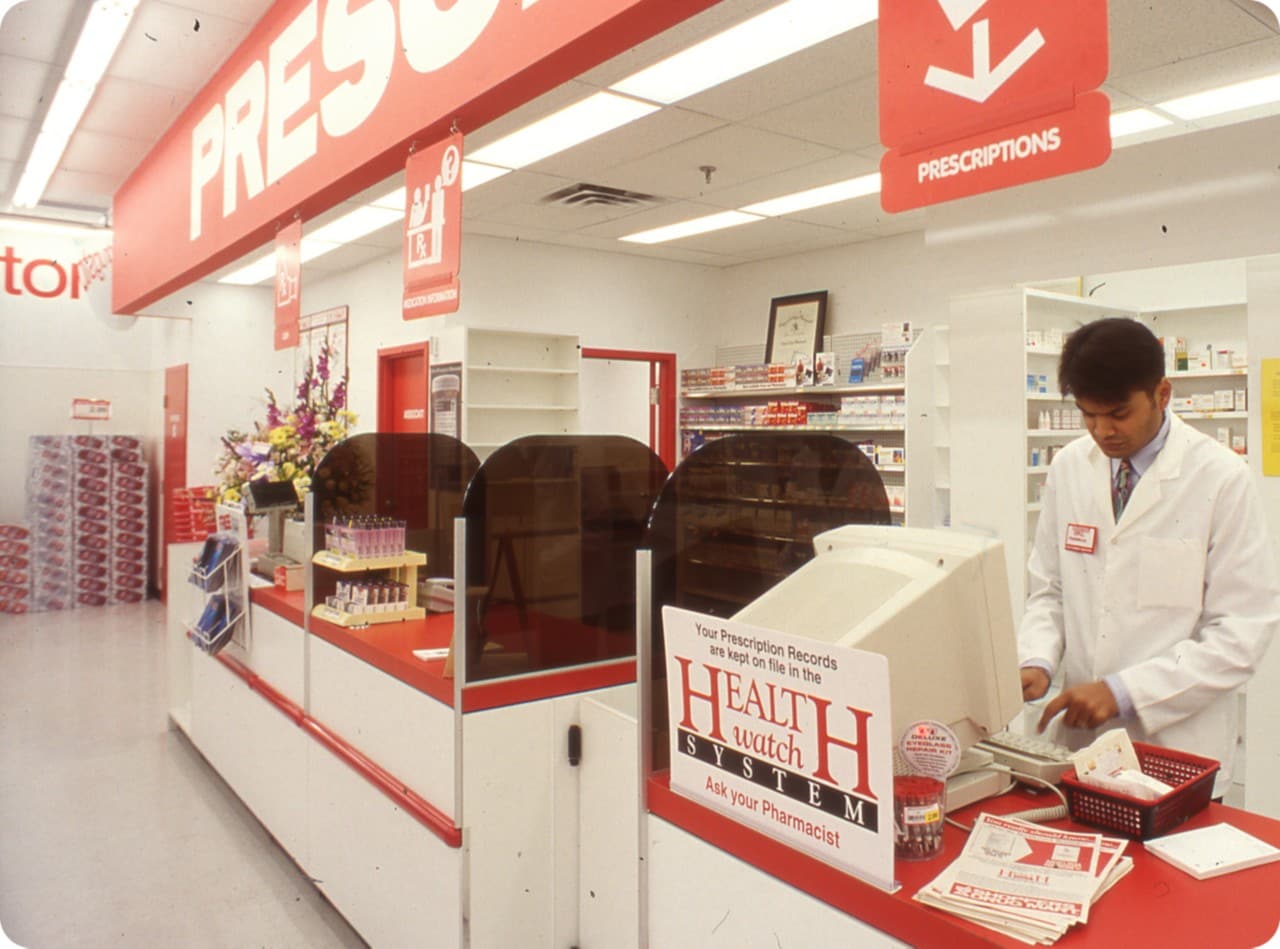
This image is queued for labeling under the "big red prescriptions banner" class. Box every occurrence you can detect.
[111,0,721,315]
[403,133,463,320]
[879,0,1111,212]
[274,219,301,350]
[663,606,895,891]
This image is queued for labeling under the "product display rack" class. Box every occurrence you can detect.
[185,505,250,654]
[678,329,930,522]
[310,549,427,627]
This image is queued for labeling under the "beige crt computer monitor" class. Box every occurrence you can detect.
[733,525,1022,751]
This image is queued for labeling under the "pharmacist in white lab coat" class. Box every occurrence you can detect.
[1019,318,1280,796]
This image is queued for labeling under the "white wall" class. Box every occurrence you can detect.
[1246,254,1280,819]
[299,234,725,434]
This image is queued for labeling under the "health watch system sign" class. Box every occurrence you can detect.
[879,0,1111,212]
[662,606,895,891]
[111,0,721,314]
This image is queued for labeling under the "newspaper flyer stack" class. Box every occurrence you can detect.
[915,813,1132,945]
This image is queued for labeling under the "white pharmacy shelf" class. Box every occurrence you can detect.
[683,382,905,400]
[1175,411,1247,420]
[683,423,906,433]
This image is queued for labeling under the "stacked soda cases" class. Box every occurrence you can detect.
[25,435,148,610]
[0,525,33,615]
[109,436,149,605]
[27,436,75,611]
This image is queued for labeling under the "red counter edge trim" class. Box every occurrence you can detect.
[215,653,462,848]
[647,776,1003,949]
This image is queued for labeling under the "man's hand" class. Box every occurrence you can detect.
[1020,667,1050,702]
[1037,681,1120,733]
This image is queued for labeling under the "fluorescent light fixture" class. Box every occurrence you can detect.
[369,187,405,210]
[0,214,110,235]
[1157,72,1280,120]
[306,204,403,244]
[300,239,342,262]
[621,210,763,245]
[461,160,511,191]
[1109,108,1173,139]
[611,0,877,104]
[467,92,659,169]
[741,173,881,217]
[11,0,141,208]
[65,0,140,83]
[218,253,276,286]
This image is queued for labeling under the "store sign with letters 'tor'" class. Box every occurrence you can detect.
[111,0,720,314]
[663,606,895,891]
[879,0,1111,213]
[402,133,463,320]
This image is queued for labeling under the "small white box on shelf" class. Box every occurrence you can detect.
[1026,330,1044,349]
[1191,393,1215,413]
[1233,435,1247,453]
[1046,328,1065,350]
[1217,428,1231,447]
[1172,396,1195,414]
[1235,388,1247,411]
[1214,390,1235,411]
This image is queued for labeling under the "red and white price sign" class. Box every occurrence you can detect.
[72,398,111,421]
[402,132,463,320]
[274,219,301,350]
[879,0,1111,213]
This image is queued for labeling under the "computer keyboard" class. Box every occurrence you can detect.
[975,730,1076,785]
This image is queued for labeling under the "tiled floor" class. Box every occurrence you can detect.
[0,602,365,948]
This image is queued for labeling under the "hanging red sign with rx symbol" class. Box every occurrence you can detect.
[274,219,301,350]
[879,0,1111,213]
[402,133,463,320]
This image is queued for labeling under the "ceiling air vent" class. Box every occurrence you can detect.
[541,183,661,209]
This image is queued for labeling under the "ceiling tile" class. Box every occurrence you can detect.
[470,192,668,234]
[60,128,150,178]
[79,76,188,143]
[1110,34,1280,104]
[1109,0,1276,78]
[43,167,119,208]
[577,199,739,240]
[673,24,878,122]
[574,0,780,90]
[108,2,246,93]
[593,124,840,202]
[466,218,752,268]
[0,158,15,192]
[788,199,924,236]
[159,0,275,27]
[0,54,55,120]
[461,169,577,220]
[744,73,879,152]
[466,80,601,152]
[529,107,727,181]
[0,112,28,161]
[0,0,78,63]
[702,152,878,210]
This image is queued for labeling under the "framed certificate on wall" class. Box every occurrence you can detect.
[765,291,828,366]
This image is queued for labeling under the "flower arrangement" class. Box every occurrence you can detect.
[216,339,357,506]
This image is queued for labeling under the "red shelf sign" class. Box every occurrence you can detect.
[879,0,1111,213]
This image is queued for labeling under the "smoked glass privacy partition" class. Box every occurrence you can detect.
[460,435,669,682]
[642,433,892,768]
[309,433,480,604]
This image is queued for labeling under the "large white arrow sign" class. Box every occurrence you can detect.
[925,19,1045,103]
[937,0,988,30]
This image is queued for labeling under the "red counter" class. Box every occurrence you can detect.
[250,585,636,711]
[649,773,1280,948]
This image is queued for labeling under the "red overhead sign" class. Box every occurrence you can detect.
[111,0,720,315]
[879,0,1111,213]
[274,219,301,350]
[403,133,463,320]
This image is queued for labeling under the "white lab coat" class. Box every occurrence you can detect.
[1019,415,1280,795]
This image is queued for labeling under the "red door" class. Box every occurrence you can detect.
[378,343,430,433]
[581,348,676,470]
[161,364,189,601]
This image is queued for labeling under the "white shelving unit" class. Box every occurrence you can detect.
[678,329,939,526]
[1149,303,1250,457]
[433,328,581,460]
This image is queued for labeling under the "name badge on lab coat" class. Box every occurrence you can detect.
[1064,523,1099,554]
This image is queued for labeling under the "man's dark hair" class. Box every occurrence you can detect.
[1058,317,1165,404]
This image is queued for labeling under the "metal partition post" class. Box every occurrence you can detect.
[453,515,467,824]
[635,547,653,949]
